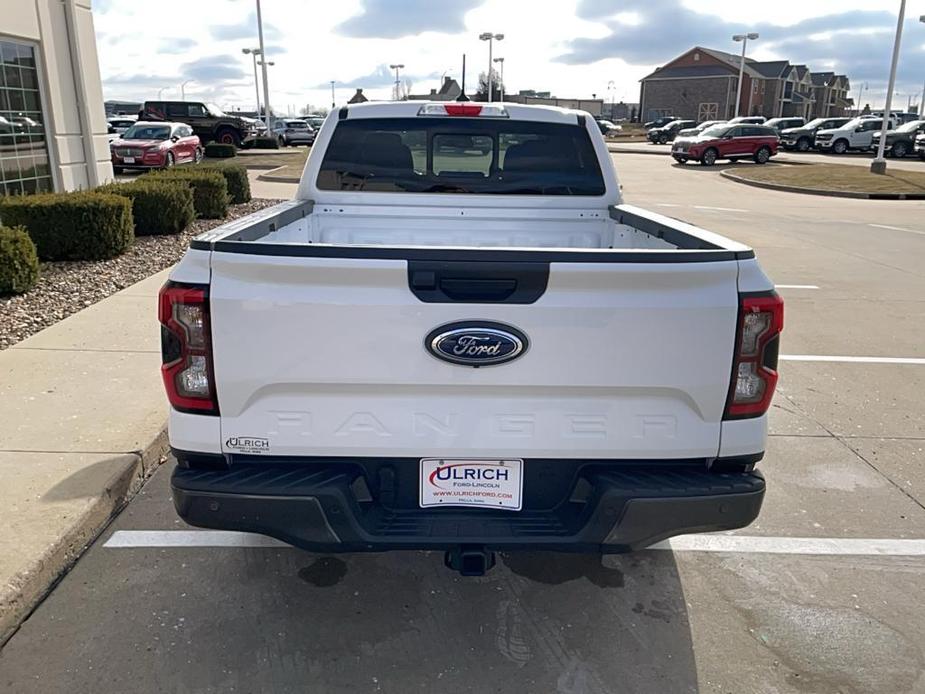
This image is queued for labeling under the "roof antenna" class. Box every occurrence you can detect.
[457,53,470,101]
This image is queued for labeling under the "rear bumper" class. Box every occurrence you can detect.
[171,457,765,553]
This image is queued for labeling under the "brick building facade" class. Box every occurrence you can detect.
[639,47,851,122]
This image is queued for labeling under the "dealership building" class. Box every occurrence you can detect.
[1,0,111,196]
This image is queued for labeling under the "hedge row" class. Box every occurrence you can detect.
[0,225,39,295]
[99,180,195,236]
[141,169,229,219]
[0,192,133,261]
[204,143,236,158]
[197,165,251,204]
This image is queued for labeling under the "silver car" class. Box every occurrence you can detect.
[272,119,315,147]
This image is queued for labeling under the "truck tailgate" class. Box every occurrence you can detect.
[208,252,739,459]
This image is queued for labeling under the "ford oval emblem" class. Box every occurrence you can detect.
[426,321,528,367]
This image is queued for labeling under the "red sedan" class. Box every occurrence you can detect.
[671,123,779,166]
[110,121,202,173]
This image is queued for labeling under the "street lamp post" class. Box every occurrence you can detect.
[479,32,504,102]
[389,64,405,101]
[920,16,925,117]
[871,0,906,175]
[607,80,615,120]
[330,80,336,108]
[255,0,271,130]
[493,57,505,101]
[180,80,193,101]
[732,33,759,118]
[157,86,168,99]
[854,81,868,116]
[242,47,262,116]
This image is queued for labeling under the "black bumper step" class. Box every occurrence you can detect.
[172,461,765,553]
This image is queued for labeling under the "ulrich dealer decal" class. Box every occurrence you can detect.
[225,437,270,454]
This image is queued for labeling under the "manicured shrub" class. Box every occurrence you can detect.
[197,165,251,204]
[99,180,195,235]
[142,169,228,219]
[253,137,280,150]
[204,143,237,158]
[0,192,133,260]
[0,225,40,295]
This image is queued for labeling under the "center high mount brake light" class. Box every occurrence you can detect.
[417,104,510,118]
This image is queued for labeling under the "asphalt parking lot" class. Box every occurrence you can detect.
[1,153,923,694]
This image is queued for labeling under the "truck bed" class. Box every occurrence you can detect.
[192,199,754,261]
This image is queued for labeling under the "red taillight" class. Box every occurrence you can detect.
[724,292,784,419]
[158,282,218,415]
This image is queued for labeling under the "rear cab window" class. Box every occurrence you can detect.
[316,117,606,195]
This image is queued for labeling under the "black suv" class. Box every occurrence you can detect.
[643,115,677,129]
[142,101,257,147]
[779,117,850,152]
[647,119,696,144]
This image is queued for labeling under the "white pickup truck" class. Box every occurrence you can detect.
[814,116,897,154]
[159,101,782,575]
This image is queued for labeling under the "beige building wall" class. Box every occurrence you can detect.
[1,0,112,192]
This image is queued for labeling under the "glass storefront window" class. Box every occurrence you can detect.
[0,39,52,196]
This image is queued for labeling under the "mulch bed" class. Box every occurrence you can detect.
[0,199,279,350]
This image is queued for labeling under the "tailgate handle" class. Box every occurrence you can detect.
[439,278,517,301]
[408,261,549,304]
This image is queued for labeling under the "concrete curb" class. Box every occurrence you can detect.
[257,165,300,184]
[719,169,925,200]
[608,146,667,156]
[0,429,169,646]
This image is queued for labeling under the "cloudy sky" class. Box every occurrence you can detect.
[93,0,925,115]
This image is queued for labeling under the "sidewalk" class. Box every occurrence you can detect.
[0,269,170,644]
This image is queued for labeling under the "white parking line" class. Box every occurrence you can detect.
[781,355,925,365]
[870,224,925,237]
[654,203,681,208]
[652,535,925,556]
[775,284,819,290]
[104,530,925,556]
[693,205,749,213]
[105,530,289,548]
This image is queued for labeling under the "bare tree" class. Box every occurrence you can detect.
[475,69,504,102]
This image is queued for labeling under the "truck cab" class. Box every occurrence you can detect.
[815,116,897,154]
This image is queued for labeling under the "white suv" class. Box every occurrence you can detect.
[815,117,897,154]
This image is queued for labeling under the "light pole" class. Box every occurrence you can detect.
[157,86,168,99]
[493,57,505,101]
[242,47,262,115]
[258,59,275,119]
[389,64,405,101]
[330,80,335,108]
[180,80,193,101]
[854,81,868,116]
[479,32,504,102]
[872,0,905,175]
[607,79,615,120]
[255,0,271,129]
[920,16,925,117]
[732,32,758,118]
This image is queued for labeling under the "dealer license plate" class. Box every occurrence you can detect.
[420,458,523,511]
[123,157,135,164]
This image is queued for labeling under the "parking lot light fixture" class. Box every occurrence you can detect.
[330,80,336,108]
[493,57,505,101]
[180,80,192,101]
[242,47,262,116]
[389,64,405,101]
[479,32,504,102]
[732,32,758,118]
[871,0,906,175]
